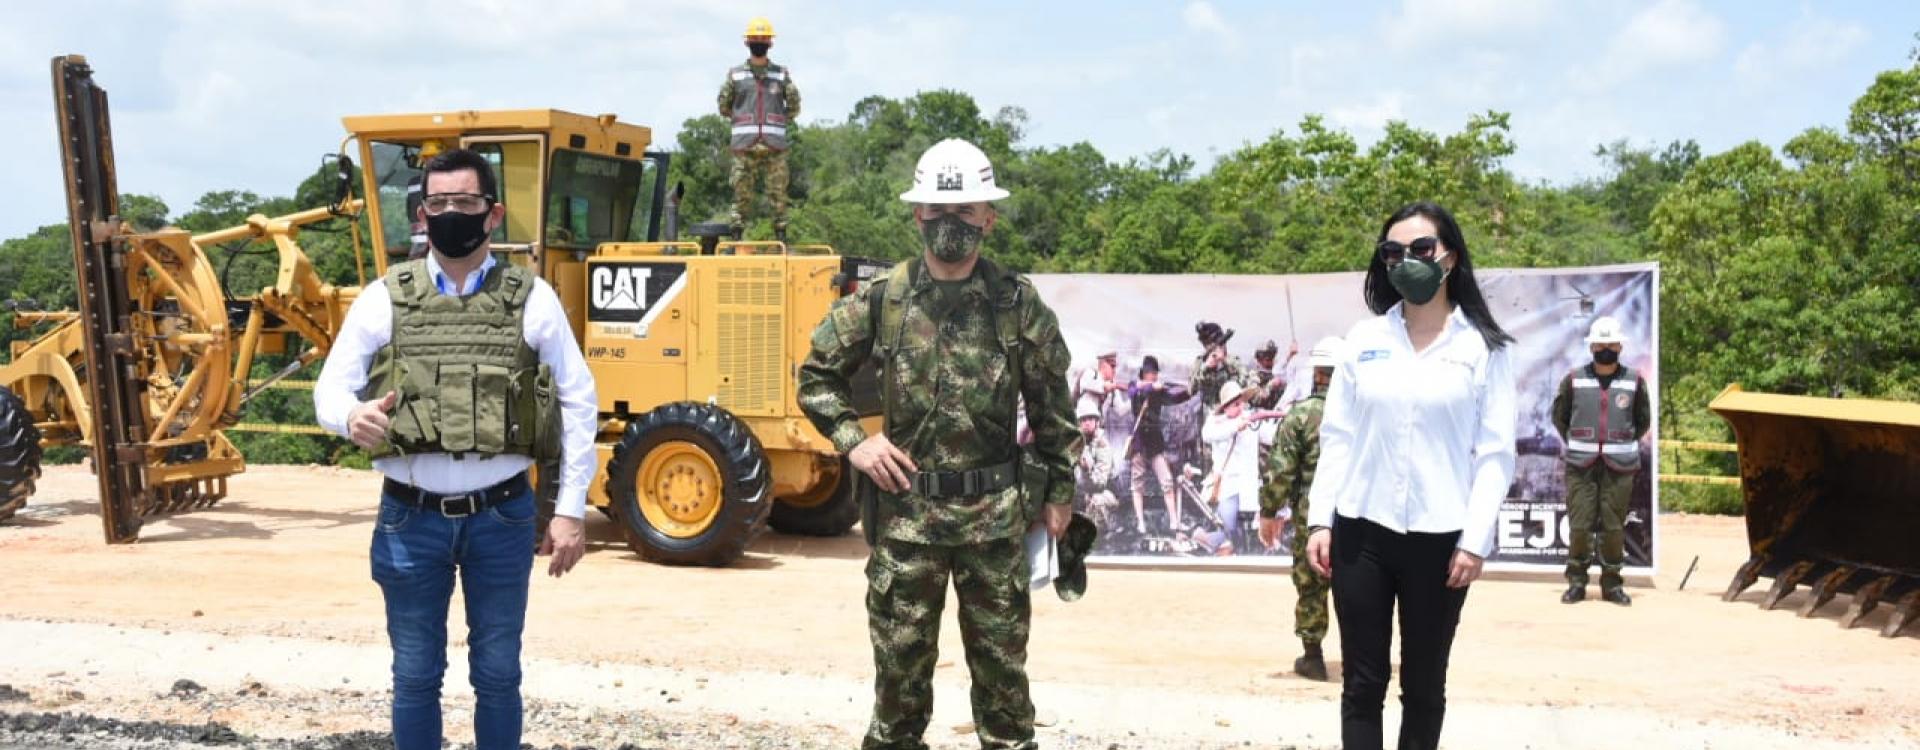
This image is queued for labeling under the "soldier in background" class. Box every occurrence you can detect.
[1074,403,1119,530]
[1247,339,1297,410]
[1259,336,1343,682]
[1072,350,1122,420]
[1553,315,1651,607]
[718,16,801,242]
[1191,321,1245,476]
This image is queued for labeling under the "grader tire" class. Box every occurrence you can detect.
[606,402,771,567]
[0,386,44,523]
[768,459,859,537]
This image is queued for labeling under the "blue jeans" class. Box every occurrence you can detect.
[370,485,537,750]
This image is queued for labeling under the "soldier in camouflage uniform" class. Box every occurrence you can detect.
[1190,322,1245,475]
[798,139,1076,750]
[1258,336,1344,682]
[718,17,801,241]
[1074,403,1119,531]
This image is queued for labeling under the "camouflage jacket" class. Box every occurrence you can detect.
[1260,392,1325,519]
[798,259,1078,545]
[1075,428,1113,496]
[1191,354,1247,413]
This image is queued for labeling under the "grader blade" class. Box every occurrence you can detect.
[1711,386,1920,637]
[51,55,148,543]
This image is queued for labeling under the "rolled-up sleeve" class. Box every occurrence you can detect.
[1458,346,1518,557]
[525,282,600,520]
[313,281,390,439]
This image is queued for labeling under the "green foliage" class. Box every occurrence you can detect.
[12,54,1920,519]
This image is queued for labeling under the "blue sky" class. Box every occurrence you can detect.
[2,1,1917,240]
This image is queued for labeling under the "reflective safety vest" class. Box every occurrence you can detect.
[1564,365,1641,472]
[728,63,791,152]
[362,260,562,462]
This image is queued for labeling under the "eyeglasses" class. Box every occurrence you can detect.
[422,192,493,215]
[1377,236,1444,266]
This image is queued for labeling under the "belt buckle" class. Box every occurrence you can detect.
[439,493,478,518]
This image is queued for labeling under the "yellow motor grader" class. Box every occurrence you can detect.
[0,55,885,566]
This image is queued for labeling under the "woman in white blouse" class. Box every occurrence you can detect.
[1302,202,1517,750]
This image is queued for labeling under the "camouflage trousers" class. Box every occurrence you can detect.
[728,148,789,231]
[1289,496,1329,645]
[1565,462,1635,589]
[864,536,1035,750]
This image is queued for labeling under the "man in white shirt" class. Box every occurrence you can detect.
[313,148,599,750]
[1198,382,1263,555]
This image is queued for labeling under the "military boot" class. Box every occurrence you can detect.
[1561,583,1586,604]
[1294,641,1328,681]
[1602,586,1632,606]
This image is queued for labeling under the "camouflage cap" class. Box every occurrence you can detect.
[1054,512,1099,602]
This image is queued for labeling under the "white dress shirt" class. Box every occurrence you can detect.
[314,253,600,519]
[1306,303,1517,557]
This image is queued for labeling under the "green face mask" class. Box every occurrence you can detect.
[1389,257,1449,305]
[921,212,984,263]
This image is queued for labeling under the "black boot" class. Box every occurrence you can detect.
[1561,583,1586,604]
[1602,586,1632,606]
[1294,642,1328,681]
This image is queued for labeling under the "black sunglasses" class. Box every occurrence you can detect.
[1377,236,1443,266]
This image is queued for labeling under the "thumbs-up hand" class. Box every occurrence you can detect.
[349,390,399,450]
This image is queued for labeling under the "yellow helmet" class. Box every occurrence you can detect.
[744,17,775,39]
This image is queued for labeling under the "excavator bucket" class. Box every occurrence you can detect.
[1711,385,1920,638]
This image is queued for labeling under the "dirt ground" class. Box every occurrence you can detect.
[1,465,1915,749]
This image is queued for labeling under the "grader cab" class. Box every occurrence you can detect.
[1712,385,1920,638]
[0,55,883,566]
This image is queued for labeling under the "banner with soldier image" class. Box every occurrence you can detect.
[1028,262,1659,573]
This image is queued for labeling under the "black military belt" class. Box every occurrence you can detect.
[909,460,1019,500]
[383,472,530,518]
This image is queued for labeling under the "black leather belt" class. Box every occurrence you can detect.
[909,459,1019,500]
[383,472,530,518]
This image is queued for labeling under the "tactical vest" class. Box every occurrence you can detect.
[727,63,791,152]
[1564,365,1641,472]
[362,260,563,463]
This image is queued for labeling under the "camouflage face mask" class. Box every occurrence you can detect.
[920,212,984,263]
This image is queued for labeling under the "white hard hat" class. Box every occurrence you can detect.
[1309,336,1347,369]
[899,138,1011,204]
[1075,402,1100,421]
[1586,316,1627,345]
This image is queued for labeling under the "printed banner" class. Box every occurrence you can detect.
[1028,263,1659,573]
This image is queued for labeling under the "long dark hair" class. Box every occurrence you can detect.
[1363,202,1514,349]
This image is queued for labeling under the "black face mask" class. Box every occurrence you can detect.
[1593,349,1620,366]
[747,42,770,58]
[426,210,490,259]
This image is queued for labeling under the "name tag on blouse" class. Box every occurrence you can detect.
[1358,349,1390,362]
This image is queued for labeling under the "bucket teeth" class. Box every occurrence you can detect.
[1762,560,1816,610]
[1724,555,1768,602]
[1840,575,1896,630]
[1798,566,1855,618]
[1883,590,1920,638]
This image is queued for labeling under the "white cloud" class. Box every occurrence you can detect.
[1327,91,1407,132]
[1182,1,1240,51]
[1734,13,1869,88]
[1384,0,1553,47]
[1575,0,1726,91]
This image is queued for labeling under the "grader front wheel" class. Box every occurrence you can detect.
[606,402,771,567]
[0,386,44,522]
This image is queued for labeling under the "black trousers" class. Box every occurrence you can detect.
[1331,514,1469,750]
